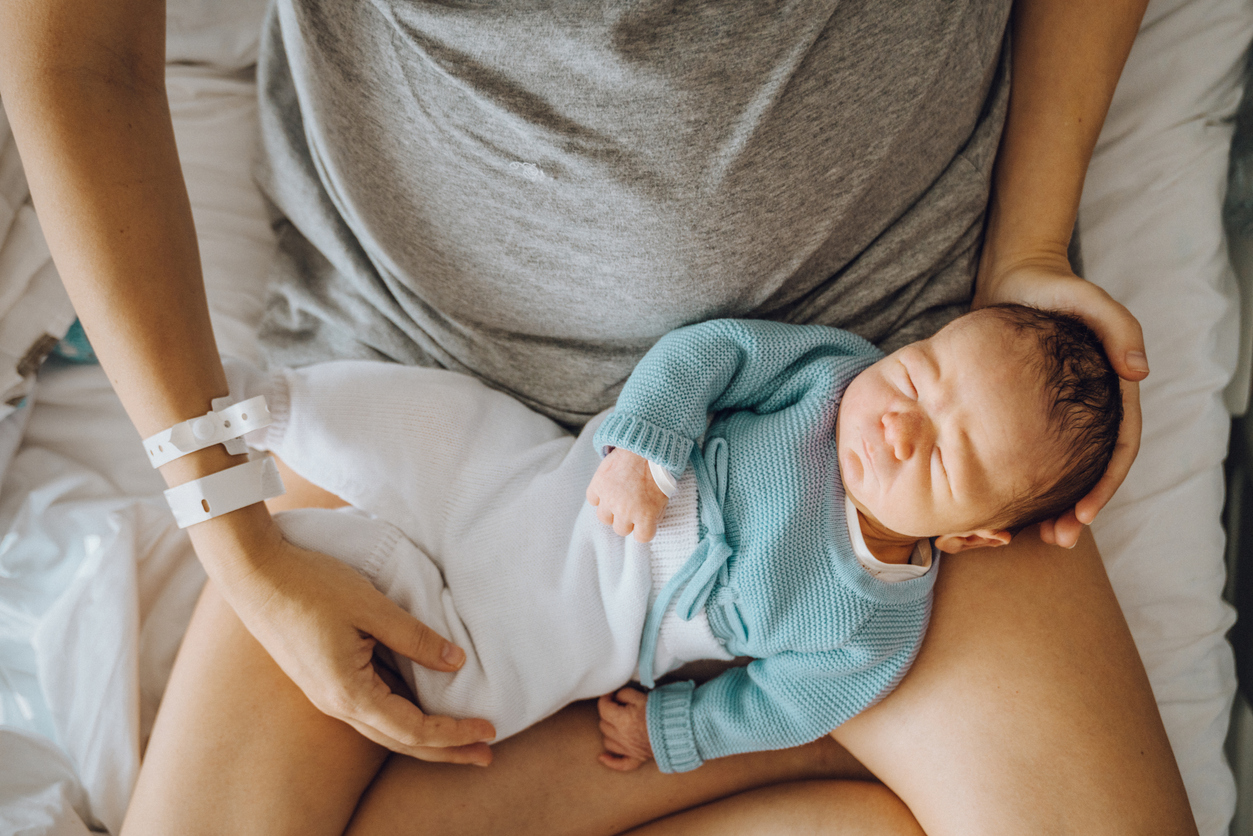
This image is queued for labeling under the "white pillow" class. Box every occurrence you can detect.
[166,0,269,70]
[1081,0,1253,831]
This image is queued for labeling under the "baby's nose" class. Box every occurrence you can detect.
[882,410,925,460]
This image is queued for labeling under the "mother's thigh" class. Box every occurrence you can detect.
[121,580,387,836]
[835,528,1196,836]
[346,701,873,836]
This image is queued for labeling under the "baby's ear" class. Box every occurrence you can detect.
[934,529,1013,554]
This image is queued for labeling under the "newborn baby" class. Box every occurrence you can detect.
[234,304,1120,774]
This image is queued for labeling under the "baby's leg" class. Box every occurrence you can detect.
[235,359,583,560]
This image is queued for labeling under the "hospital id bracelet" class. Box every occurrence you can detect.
[163,456,286,529]
[143,395,272,468]
[648,460,678,498]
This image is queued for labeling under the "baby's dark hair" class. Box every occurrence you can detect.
[982,304,1123,532]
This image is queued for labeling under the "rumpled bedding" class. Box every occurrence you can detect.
[0,0,1249,832]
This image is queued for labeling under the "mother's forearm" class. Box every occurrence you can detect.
[0,0,276,583]
[977,0,1149,295]
[1,0,224,437]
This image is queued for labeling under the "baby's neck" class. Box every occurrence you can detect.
[855,509,922,565]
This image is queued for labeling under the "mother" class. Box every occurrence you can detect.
[0,0,1194,833]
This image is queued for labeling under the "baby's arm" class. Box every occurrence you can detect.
[593,319,879,478]
[635,600,927,773]
[585,448,669,542]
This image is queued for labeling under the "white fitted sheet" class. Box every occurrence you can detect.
[0,1,1248,831]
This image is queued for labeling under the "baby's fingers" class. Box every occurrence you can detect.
[598,720,646,771]
[598,688,643,718]
[631,516,657,543]
[614,686,648,707]
[598,751,646,771]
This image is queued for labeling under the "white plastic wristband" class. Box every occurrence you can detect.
[648,460,678,498]
[163,456,286,528]
[143,395,272,468]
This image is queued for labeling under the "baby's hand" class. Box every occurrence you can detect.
[597,687,653,771]
[586,448,668,542]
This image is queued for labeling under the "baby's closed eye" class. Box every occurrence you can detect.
[898,360,918,399]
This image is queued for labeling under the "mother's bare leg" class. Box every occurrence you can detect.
[119,578,388,836]
[835,528,1195,835]
[346,701,877,836]
[346,529,1194,836]
[623,781,925,836]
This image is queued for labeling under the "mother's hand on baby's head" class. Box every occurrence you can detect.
[974,260,1147,548]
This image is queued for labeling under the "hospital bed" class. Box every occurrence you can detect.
[0,0,1250,832]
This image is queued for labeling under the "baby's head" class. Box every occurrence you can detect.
[836,304,1122,554]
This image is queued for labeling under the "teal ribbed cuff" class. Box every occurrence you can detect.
[592,411,693,476]
[646,681,703,773]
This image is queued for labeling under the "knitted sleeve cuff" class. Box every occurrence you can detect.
[592,411,693,476]
[249,367,292,454]
[219,357,289,454]
[646,681,703,773]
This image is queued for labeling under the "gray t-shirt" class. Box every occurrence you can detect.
[256,0,1011,427]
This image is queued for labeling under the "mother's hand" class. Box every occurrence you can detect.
[974,257,1149,548]
[220,525,497,764]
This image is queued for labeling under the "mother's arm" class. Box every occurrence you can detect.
[973,0,1152,548]
[0,0,492,763]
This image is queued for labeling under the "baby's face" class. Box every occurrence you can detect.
[836,311,1059,541]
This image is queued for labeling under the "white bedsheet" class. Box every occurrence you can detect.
[0,65,268,836]
[0,1,1248,832]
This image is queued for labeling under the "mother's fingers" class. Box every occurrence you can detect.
[365,594,473,671]
[366,594,466,673]
[984,266,1149,381]
[345,589,497,756]
[1077,289,1149,383]
[334,683,495,762]
[1046,509,1084,550]
[979,264,1146,540]
[342,714,494,766]
[1075,378,1141,526]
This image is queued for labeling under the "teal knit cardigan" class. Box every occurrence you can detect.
[593,319,937,773]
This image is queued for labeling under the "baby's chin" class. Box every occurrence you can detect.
[843,486,935,542]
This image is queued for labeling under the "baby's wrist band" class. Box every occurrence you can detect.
[648,460,678,498]
[163,456,285,528]
[143,395,273,468]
